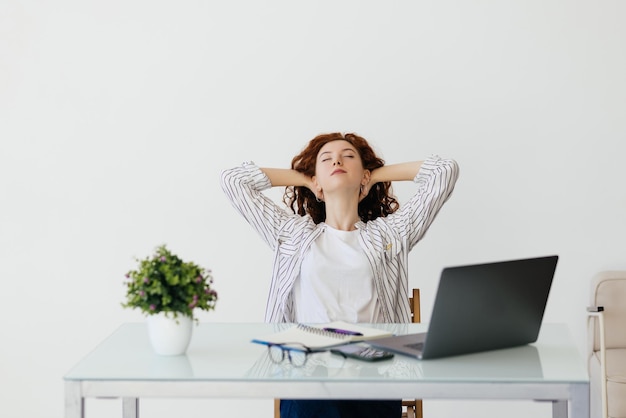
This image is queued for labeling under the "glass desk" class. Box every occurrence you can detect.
[64,322,589,418]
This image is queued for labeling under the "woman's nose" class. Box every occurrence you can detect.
[333,159,342,166]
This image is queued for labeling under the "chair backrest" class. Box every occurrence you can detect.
[409,288,421,324]
[404,289,423,418]
[589,271,626,351]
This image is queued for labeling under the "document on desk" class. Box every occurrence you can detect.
[252,321,393,351]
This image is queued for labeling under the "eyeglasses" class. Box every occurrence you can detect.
[267,343,314,367]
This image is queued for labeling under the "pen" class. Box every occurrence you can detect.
[323,327,363,336]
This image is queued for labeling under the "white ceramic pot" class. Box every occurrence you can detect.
[146,312,193,356]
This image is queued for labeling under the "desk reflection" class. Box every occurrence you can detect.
[244,343,542,382]
[418,344,543,380]
[245,349,420,380]
[148,354,193,379]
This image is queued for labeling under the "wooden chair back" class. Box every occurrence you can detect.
[402,288,423,418]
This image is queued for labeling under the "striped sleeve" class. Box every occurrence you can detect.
[391,155,460,250]
[220,162,291,251]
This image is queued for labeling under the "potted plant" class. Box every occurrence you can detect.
[122,244,218,355]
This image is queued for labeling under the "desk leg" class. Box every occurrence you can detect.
[552,400,568,418]
[65,381,84,418]
[551,383,590,418]
[122,398,139,418]
[570,383,590,418]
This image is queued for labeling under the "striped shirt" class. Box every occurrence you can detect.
[220,155,459,323]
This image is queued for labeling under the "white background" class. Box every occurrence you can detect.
[1,1,625,417]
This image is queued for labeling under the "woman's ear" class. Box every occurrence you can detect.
[359,170,371,202]
[361,169,371,186]
[312,176,323,200]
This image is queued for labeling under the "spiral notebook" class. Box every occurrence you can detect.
[252,321,393,351]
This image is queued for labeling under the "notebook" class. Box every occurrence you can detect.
[368,255,558,360]
[252,321,393,351]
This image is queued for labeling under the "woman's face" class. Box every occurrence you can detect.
[313,140,369,197]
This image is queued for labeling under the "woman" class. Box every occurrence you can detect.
[221,132,459,418]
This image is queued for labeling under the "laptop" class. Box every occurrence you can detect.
[368,255,558,359]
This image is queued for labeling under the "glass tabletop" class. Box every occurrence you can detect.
[64,322,588,384]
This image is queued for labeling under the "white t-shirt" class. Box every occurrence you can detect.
[293,224,382,323]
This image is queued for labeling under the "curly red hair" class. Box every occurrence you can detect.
[283,132,399,224]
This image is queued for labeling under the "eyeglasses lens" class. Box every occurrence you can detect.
[269,345,285,363]
[268,344,308,367]
[288,350,307,367]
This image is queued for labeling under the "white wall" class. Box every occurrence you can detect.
[1,1,625,417]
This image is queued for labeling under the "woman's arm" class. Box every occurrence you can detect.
[263,163,423,191]
[260,168,314,189]
[220,163,297,250]
[369,161,424,184]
